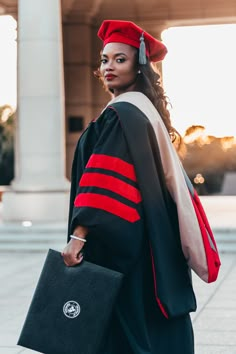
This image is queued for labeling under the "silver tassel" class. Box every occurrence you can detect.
[139,32,147,65]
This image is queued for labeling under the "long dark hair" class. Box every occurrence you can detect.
[94,51,183,150]
[134,60,180,141]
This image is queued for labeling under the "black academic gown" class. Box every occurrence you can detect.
[67,104,195,354]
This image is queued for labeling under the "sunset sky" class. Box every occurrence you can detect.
[0,16,236,137]
[162,24,236,137]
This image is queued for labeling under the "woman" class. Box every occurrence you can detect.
[62,20,209,354]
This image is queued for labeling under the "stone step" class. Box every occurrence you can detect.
[0,221,67,233]
[212,230,236,253]
[213,231,236,242]
[0,222,67,252]
[0,243,65,252]
[0,223,236,253]
[0,236,66,252]
[0,234,66,252]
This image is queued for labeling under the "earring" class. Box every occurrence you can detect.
[138,70,141,74]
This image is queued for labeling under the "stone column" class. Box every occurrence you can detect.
[3,0,70,222]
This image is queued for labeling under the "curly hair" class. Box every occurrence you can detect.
[134,61,179,140]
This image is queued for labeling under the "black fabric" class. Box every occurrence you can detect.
[17,249,124,354]
[98,239,194,354]
[109,102,197,317]
[67,107,195,353]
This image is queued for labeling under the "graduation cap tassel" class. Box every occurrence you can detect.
[139,32,147,65]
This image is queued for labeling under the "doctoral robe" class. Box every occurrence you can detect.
[67,103,195,354]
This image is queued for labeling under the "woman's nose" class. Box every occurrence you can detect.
[104,60,114,71]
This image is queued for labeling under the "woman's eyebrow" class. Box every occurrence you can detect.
[101,52,128,58]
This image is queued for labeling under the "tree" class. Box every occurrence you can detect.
[182,124,236,195]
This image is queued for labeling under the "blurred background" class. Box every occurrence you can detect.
[1,4,235,353]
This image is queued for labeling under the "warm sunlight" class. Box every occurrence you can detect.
[162,24,236,138]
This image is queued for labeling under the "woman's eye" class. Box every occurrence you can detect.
[100,59,107,64]
[117,58,125,63]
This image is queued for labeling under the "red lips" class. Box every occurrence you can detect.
[105,74,117,80]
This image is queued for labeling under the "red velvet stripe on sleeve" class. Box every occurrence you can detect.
[79,172,142,203]
[74,193,140,222]
[86,154,137,182]
[75,153,142,222]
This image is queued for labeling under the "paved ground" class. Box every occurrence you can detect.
[0,249,235,354]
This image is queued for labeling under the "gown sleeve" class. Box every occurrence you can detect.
[67,108,145,273]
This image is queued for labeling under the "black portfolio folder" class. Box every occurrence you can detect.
[17,249,124,354]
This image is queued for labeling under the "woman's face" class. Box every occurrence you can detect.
[100,42,138,97]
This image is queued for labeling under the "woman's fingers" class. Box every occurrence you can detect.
[64,250,83,265]
[61,240,84,266]
[63,251,83,266]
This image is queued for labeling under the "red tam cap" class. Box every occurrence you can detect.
[97,20,167,63]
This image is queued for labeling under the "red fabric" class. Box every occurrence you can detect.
[86,154,137,182]
[97,20,167,62]
[149,245,169,319]
[190,190,221,283]
[79,172,142,203]
[74,192,140,223]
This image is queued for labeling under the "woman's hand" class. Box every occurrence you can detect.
[62,225,88,266]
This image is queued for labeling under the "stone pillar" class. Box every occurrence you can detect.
[2,0,70,222]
